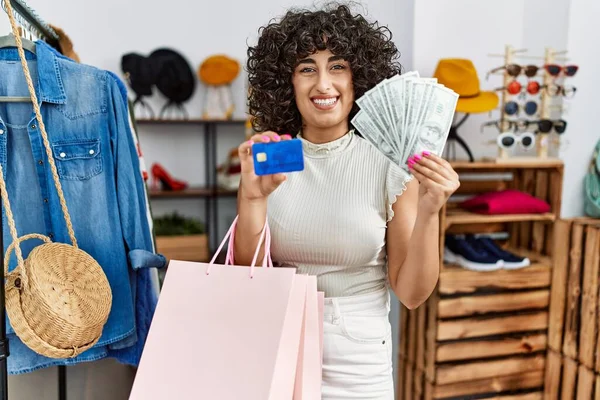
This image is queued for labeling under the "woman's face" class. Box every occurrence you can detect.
[291,49,354,133]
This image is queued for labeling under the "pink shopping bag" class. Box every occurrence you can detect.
[293,276,323,399]
[318,291,324,365]
[130,217,306,400]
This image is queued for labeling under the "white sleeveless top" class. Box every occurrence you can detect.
[267,130,413,297]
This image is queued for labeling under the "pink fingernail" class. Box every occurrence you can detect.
[273,135,281,141]
[262,135,270,141]
[407,157,414,165]
[422,151,431,156]
[413,154,422,161]
[282,134,292,140]
[408,163,414,169]
[247,140,253,145]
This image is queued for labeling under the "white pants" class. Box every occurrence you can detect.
[321,287,394,399]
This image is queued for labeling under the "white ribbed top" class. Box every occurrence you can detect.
[267,130,413,297]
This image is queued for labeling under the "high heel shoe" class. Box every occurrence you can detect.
[151,163,189,191]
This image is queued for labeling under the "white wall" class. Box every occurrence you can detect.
[560,0,600,217]
[0,0,411,398]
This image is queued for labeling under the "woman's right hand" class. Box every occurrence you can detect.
[238,131,292,201]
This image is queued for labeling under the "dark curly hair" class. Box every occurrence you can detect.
[246,2,403,134]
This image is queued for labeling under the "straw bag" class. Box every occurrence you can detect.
[1,0,112,359]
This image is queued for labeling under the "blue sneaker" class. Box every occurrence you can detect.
[444,235,503,271]
[468,236,530,269]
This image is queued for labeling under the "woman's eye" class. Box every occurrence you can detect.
[331,64,345,70]
[300,67,316,73]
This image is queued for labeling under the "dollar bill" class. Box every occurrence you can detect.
[351,110,399,164]
[384,72,417,159]
[358,95,399,155]
[403,79,438,162]
[355,83,400,155]
[404,85,459,162]
[352,70,458,171]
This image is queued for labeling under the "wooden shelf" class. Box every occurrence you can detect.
[149,187,237,199]
[439,263,552,295]
[136,118,247,125]
[444,210,556,228]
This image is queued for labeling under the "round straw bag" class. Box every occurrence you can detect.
[4,234,112,358]
[1,0,112,359]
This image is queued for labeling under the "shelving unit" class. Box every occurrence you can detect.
[136,118,246,258]
[397,159,564,400]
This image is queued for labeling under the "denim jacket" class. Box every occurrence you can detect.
[0,41,165,374]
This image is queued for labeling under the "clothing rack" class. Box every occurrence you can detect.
[0,3,65,400]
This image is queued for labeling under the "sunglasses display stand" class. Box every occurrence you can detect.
[537,48,556,159]
[491,45,571,165]
[496,45,519,161]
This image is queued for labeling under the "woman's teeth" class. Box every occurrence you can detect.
[312,97,338,107]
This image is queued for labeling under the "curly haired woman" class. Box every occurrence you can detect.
[234,4,460,398]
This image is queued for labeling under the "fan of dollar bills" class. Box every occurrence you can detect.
[351,71,459,172]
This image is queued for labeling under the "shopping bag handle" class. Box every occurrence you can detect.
[225,215,273,269]
[206,215,272,277]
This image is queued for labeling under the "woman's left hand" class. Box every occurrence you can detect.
[408,151,460,215]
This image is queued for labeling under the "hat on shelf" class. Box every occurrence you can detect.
[198,55,240,86]
[433,59,499,114]
[149,48,196,104]
[121,52,159,98]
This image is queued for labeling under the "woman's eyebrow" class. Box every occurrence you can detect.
[297,57,316,65]
[296,56,346,65]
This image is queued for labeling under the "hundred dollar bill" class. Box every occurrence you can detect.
[385,71,419,156]
[355,81,402,155]
[404,85,459,163]
[351,110,399,165]
[404,79,438,162]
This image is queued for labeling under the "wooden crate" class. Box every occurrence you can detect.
[398,161,564,400]
[546,219,600,366]
[544,349,600,400]
[543,218,600,399]
[155,234,209,262]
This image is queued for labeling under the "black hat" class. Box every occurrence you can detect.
[120,53,159,98]
[149,48,196,104]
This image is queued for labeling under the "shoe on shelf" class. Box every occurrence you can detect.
[216,148,241,191]
[444,234,503,271]
[151,163,189,191]
[467,236,530,269]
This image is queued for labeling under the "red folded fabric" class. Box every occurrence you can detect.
[460,189,551,215]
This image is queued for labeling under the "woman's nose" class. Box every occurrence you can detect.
[315,71,332,93]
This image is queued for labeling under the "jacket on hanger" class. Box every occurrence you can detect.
[0,41,165,374]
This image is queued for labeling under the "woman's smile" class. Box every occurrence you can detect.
[311,95,339,110]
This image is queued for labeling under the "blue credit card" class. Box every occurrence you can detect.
[252,139,304,176]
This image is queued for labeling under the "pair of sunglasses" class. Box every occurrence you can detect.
[497,132,536,150]
[545,64,578,77]
[487,64,539,79]
[522,119,567,134]
[481,119,529,133]
[504,100,538,116]
[496,80,541,95]
[542,84,577,98]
